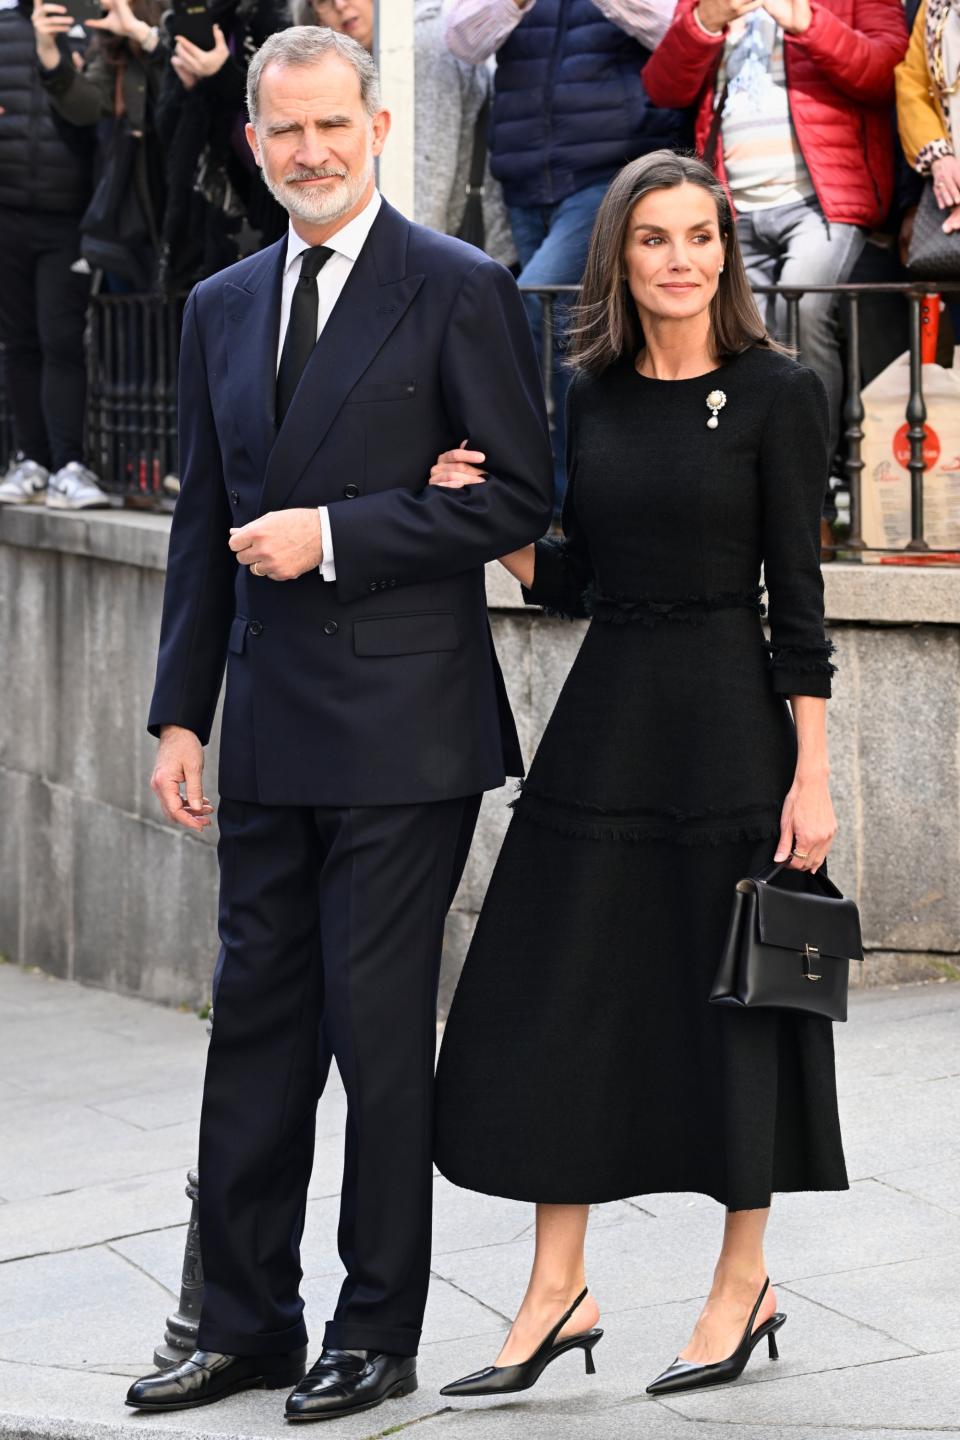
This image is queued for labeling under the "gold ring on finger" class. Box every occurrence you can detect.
[252,562,265,577]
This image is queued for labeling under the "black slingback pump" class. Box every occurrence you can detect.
[646,1276,786,1396]
[439,1287,603,1398]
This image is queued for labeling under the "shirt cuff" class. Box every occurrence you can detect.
[318,506,336,582]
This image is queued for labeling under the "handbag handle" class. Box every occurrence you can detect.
[754,860,844,899]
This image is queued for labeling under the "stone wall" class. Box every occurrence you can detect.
[1,508,958,1014]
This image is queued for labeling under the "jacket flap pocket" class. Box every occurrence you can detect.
[228,615,248,655]
[354,611,458,657]
[346,380,416,403]
[755,882,863,961]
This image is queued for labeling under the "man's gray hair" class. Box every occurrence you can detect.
[246,26,382,129]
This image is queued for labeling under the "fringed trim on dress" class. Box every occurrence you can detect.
[586,585,767,627]
[766,638,837,677]
[510,785,782,847]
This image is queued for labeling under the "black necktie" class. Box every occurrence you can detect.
[276,245,334,426]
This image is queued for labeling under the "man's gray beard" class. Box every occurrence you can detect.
[261,155,374,225]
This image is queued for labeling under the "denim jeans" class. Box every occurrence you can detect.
[509,181,610,513]
[737,197,866,468]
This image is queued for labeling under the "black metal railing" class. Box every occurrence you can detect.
[522,280,960,557]
[1,281,959,552]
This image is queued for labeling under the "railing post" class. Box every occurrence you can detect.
[843,292,866,553]
[153,1169,204,1369]
[783,290,802,353]
[905,292,930,552]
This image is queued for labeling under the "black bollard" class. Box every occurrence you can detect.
[153,1168,204,1369]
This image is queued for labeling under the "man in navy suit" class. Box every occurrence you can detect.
[127,26,552,1421]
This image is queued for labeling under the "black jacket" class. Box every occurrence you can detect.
[0,2,93,214]
[148,200,554,806]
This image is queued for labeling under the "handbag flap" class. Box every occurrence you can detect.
[754,880,863,961]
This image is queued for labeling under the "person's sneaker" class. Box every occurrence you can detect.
[0,456,49,505]
[46,461,111,511]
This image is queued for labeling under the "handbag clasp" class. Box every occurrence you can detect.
[802,944,822,981]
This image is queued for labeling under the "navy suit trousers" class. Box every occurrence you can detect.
[196,793,481,1357]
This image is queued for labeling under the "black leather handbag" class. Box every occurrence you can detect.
[906,181,960,279]
[710,863,864,1022]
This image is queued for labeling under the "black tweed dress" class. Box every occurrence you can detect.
[434,345,849,1210]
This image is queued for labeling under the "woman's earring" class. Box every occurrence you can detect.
[719,264,725,274]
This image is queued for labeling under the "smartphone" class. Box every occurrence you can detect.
[169,0,216,50]
[68,0,106,22]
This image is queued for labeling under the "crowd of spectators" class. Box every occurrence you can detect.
[0,0,957,512]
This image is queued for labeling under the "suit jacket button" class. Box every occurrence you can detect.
[248,621,263,636]
[230,490,239,505]
[388,579,397,587]
[323,620,338,636]
[343,483,360,499]
[368,581,379,592]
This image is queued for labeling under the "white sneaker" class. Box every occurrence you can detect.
[46,461,111,511]
[0,456,49,505]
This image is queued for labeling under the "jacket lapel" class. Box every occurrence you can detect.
[259,201,424,515]
[223,238,286,481]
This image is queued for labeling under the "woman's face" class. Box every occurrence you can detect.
[311,0,375,53]
[623,183,725,325]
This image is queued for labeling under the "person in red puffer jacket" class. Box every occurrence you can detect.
[644,0,907,477]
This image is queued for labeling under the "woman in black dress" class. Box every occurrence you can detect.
[432,151,847,1398]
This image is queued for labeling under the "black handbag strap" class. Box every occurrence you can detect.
[754,861,844,899]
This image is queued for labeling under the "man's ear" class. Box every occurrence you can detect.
[245,121,262,168]
[371,108,391,159]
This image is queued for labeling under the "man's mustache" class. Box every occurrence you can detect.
[282,167,348,184]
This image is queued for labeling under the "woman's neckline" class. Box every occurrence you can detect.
[630,351,740,383]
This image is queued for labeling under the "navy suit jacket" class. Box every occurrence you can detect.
[148,199,554,806]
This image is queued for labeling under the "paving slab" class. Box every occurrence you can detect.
[2,967,960,1440]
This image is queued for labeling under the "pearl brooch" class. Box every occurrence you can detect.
[706,389,727,429]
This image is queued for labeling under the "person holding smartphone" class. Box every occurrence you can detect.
[32,0,169,292]
[0,0,106,510]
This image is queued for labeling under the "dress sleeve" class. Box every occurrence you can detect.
[759,364,835,698]
[521,376,594,618]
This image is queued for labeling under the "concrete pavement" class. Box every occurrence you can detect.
[1,963,958,1440]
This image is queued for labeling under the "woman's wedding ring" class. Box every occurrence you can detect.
[791,848,809,859]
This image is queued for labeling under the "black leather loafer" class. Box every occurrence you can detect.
[284,1348,417,1421]
[125,1347,308,1411]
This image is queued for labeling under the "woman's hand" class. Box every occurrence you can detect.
[172,24,230,82]
[942,202,960,235]
[774,773,837,873]
[932,155,960,210]
[32,0,72,69]
[428,441,487,488]
[170,50,198,89]
[85,0,149,42]
[695,0,761,33]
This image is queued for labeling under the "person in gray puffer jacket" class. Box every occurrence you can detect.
[0,0,110,509]
[288,0,515,265]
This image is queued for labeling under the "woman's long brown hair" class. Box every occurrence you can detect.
[567,150,784,376]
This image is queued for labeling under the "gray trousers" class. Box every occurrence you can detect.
[737,197,866,467]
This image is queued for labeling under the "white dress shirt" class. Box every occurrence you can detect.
[277,189,382,581]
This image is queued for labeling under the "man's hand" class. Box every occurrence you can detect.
[228,508,323,581]
[695,0,762,34]
[151,725,214,832]
[761,0,812,34]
